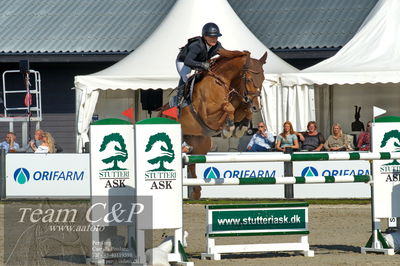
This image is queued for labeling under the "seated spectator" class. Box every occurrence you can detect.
[275,121,299,153]
[297,121,325,151]
[32,132,56,153]
[0,132,20,152]
[357,121,371,151]
[17,129,44,153]
[324,123,353,151]
[247,122,275,152]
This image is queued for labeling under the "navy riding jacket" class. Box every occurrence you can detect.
[177,37,223,69]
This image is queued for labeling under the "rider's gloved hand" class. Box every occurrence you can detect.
[201,62,210,70]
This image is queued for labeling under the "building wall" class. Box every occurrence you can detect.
[332,83,400,134]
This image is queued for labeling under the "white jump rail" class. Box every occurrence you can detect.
[183,152,400,164]
[182,175,370,186]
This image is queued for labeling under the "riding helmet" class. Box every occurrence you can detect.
[202,22,222,37]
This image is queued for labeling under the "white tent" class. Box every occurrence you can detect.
[280,0,400,87]
[276,0,400,134]
[75,0,313,151]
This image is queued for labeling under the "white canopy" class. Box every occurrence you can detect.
[280,0,400,87]
[74,0,312,151]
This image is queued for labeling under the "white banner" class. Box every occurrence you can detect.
[135,118,182,229]
[372,121,400,218]
[293,160,370,198]
[195,155,285,198]
[6,154,90,198]
[90,122,135,196]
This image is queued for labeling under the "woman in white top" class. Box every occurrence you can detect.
[32,132,56,153]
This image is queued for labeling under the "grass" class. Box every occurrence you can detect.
[184,198,371,205]
[0,198,371,205]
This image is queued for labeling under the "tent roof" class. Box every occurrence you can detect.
[279,0,400,86]
[0,0,376,54]
[74,0,298,91]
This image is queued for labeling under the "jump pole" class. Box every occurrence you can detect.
[183,152,400,164]
[183,175,370,186]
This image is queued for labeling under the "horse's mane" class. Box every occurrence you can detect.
[217,49,249,59]
[211,49,250,72]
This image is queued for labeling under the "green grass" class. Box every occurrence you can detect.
[184,198,371,205]
[0,198,371,205]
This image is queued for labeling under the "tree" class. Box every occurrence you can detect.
[99,133,128,170]
[145,132,175,171]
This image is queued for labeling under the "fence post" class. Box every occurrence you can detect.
[284,149,294,199]
[0,149,6,199]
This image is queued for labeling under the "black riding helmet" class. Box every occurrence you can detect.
[202,22,222,37]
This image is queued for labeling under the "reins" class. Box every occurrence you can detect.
[207,55,263,105]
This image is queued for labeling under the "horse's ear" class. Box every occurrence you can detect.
[259,51,268,64]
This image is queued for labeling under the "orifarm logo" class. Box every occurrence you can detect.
[14,168,30,184]
[379,129,400,182]
[144,132,176,190]
[301,167,318,177]
[204,167,220,179]
[98,132,129,188]
[13,167,84,185]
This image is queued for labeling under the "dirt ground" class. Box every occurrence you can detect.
[2,203,400,265]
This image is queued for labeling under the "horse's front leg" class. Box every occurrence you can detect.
[233,105,253,138]
[184,136,211,200]
[219,102,235,138]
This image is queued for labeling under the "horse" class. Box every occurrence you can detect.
[163,49,268,199]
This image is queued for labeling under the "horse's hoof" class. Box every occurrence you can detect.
[222,127,234,138]
[190,186,202,200]
[191,191,201,200]
[233,126,248,138]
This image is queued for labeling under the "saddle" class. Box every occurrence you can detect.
[183,72,204,104]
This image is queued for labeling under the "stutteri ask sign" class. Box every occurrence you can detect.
[206,203,308,236]
[372,119,400,218]
[135,117,182,229]
[90,118,135,196]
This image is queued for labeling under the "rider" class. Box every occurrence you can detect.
[175,22,223,109]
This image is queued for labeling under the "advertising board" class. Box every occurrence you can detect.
[6,153,90,198]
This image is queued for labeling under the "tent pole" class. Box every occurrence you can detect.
[134,90,140,122]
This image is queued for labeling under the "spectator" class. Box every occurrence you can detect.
[247,122,275,152]
[324,123,353,151]
[17,129,44,153]
[32,132,56,153]
[357,121,371,151]
[297,121,325,151]
[0,132,20,152]
[275,121,299,152]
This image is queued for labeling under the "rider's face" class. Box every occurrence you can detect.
[204,36,218,46]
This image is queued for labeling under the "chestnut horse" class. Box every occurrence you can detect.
[165,49,268,199]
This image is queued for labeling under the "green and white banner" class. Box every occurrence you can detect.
[372,118,400,218]
[90,119,135,196]
[135,117,182,229]
[207,203,308,235]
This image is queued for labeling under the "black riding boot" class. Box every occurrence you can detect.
[176,83,185,118]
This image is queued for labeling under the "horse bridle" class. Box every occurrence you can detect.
[206,55,263,113]
[236,56,263,111]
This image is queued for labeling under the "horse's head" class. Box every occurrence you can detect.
[240,51,268,113]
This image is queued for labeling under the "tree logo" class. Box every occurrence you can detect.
[99,133,128,170]
[145,132,175,171]
[380,129,400,166]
